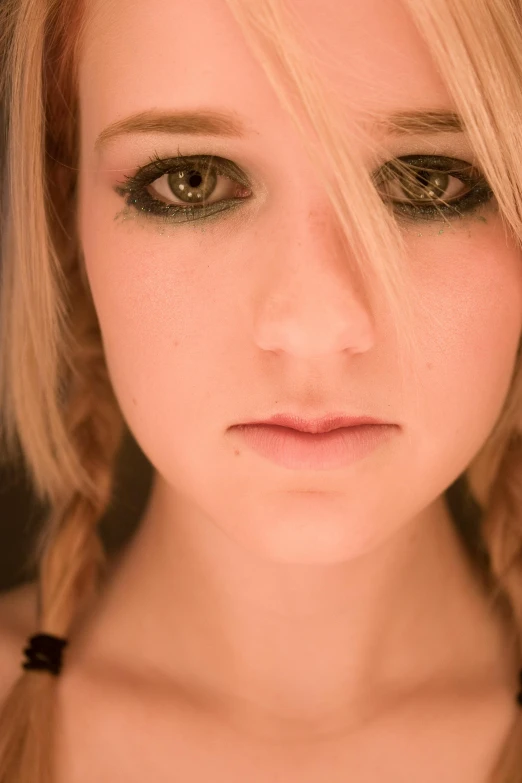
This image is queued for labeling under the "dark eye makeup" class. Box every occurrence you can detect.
[372,154,495,222]
[113,150,496,227]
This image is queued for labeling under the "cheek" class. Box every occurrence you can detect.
[412,223,522,444]
[78,209,233,420]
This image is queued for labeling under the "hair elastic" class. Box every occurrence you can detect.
[22,633,68,677]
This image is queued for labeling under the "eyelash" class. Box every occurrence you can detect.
[114,151,252,225]
[114,151,495,226]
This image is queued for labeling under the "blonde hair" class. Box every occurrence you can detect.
[0,0,522,779]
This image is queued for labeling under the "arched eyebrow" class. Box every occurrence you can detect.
[94,107,464,154]
[94,109,252,154]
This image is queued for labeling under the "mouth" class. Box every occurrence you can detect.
[231,420,398,470]
[241,413,391,434]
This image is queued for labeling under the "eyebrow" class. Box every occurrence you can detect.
[94,107,464,153]
[94,109,250,153]
[373,109,464,136]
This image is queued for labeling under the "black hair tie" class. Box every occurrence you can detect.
[22,633,68,676]
[517,669,522,707]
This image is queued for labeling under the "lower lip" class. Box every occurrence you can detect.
[232,423,398,470]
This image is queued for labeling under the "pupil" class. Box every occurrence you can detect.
[188,171,202,187]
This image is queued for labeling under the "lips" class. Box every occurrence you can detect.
[231,421,398,470]
[247,413,389,434]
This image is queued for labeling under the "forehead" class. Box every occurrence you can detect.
[78,0,450,153]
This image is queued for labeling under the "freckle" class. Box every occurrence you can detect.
[417,233,422,237]
[234,448,241,456]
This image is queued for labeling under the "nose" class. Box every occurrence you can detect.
[253,203,377,360]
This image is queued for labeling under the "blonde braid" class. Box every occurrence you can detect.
[472,433,522,783]
[465,363,522,781]
[0,1,127,779]
[0,257,125,782]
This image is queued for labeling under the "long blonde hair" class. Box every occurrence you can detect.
[0,0,522,780]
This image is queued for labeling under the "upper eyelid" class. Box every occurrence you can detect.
[374,156,485,189]
[120,150,481,189]
[126,153,253,188]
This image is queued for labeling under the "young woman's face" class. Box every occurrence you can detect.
[78,0,522,561]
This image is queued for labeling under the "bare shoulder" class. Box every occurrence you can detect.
[0,581,38,703]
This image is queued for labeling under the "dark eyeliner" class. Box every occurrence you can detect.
[374,154,495,222]
[114,151,495,228]
[114,151,253,225]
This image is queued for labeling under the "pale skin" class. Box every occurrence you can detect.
[25,0,522,778]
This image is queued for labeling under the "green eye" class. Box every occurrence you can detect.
[374,154,495,221]
[114,152,253,225]
[114,151,495,228]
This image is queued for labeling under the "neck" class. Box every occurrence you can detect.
[67,477,517,737]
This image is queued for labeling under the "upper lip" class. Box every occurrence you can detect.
[242,413,391,434]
